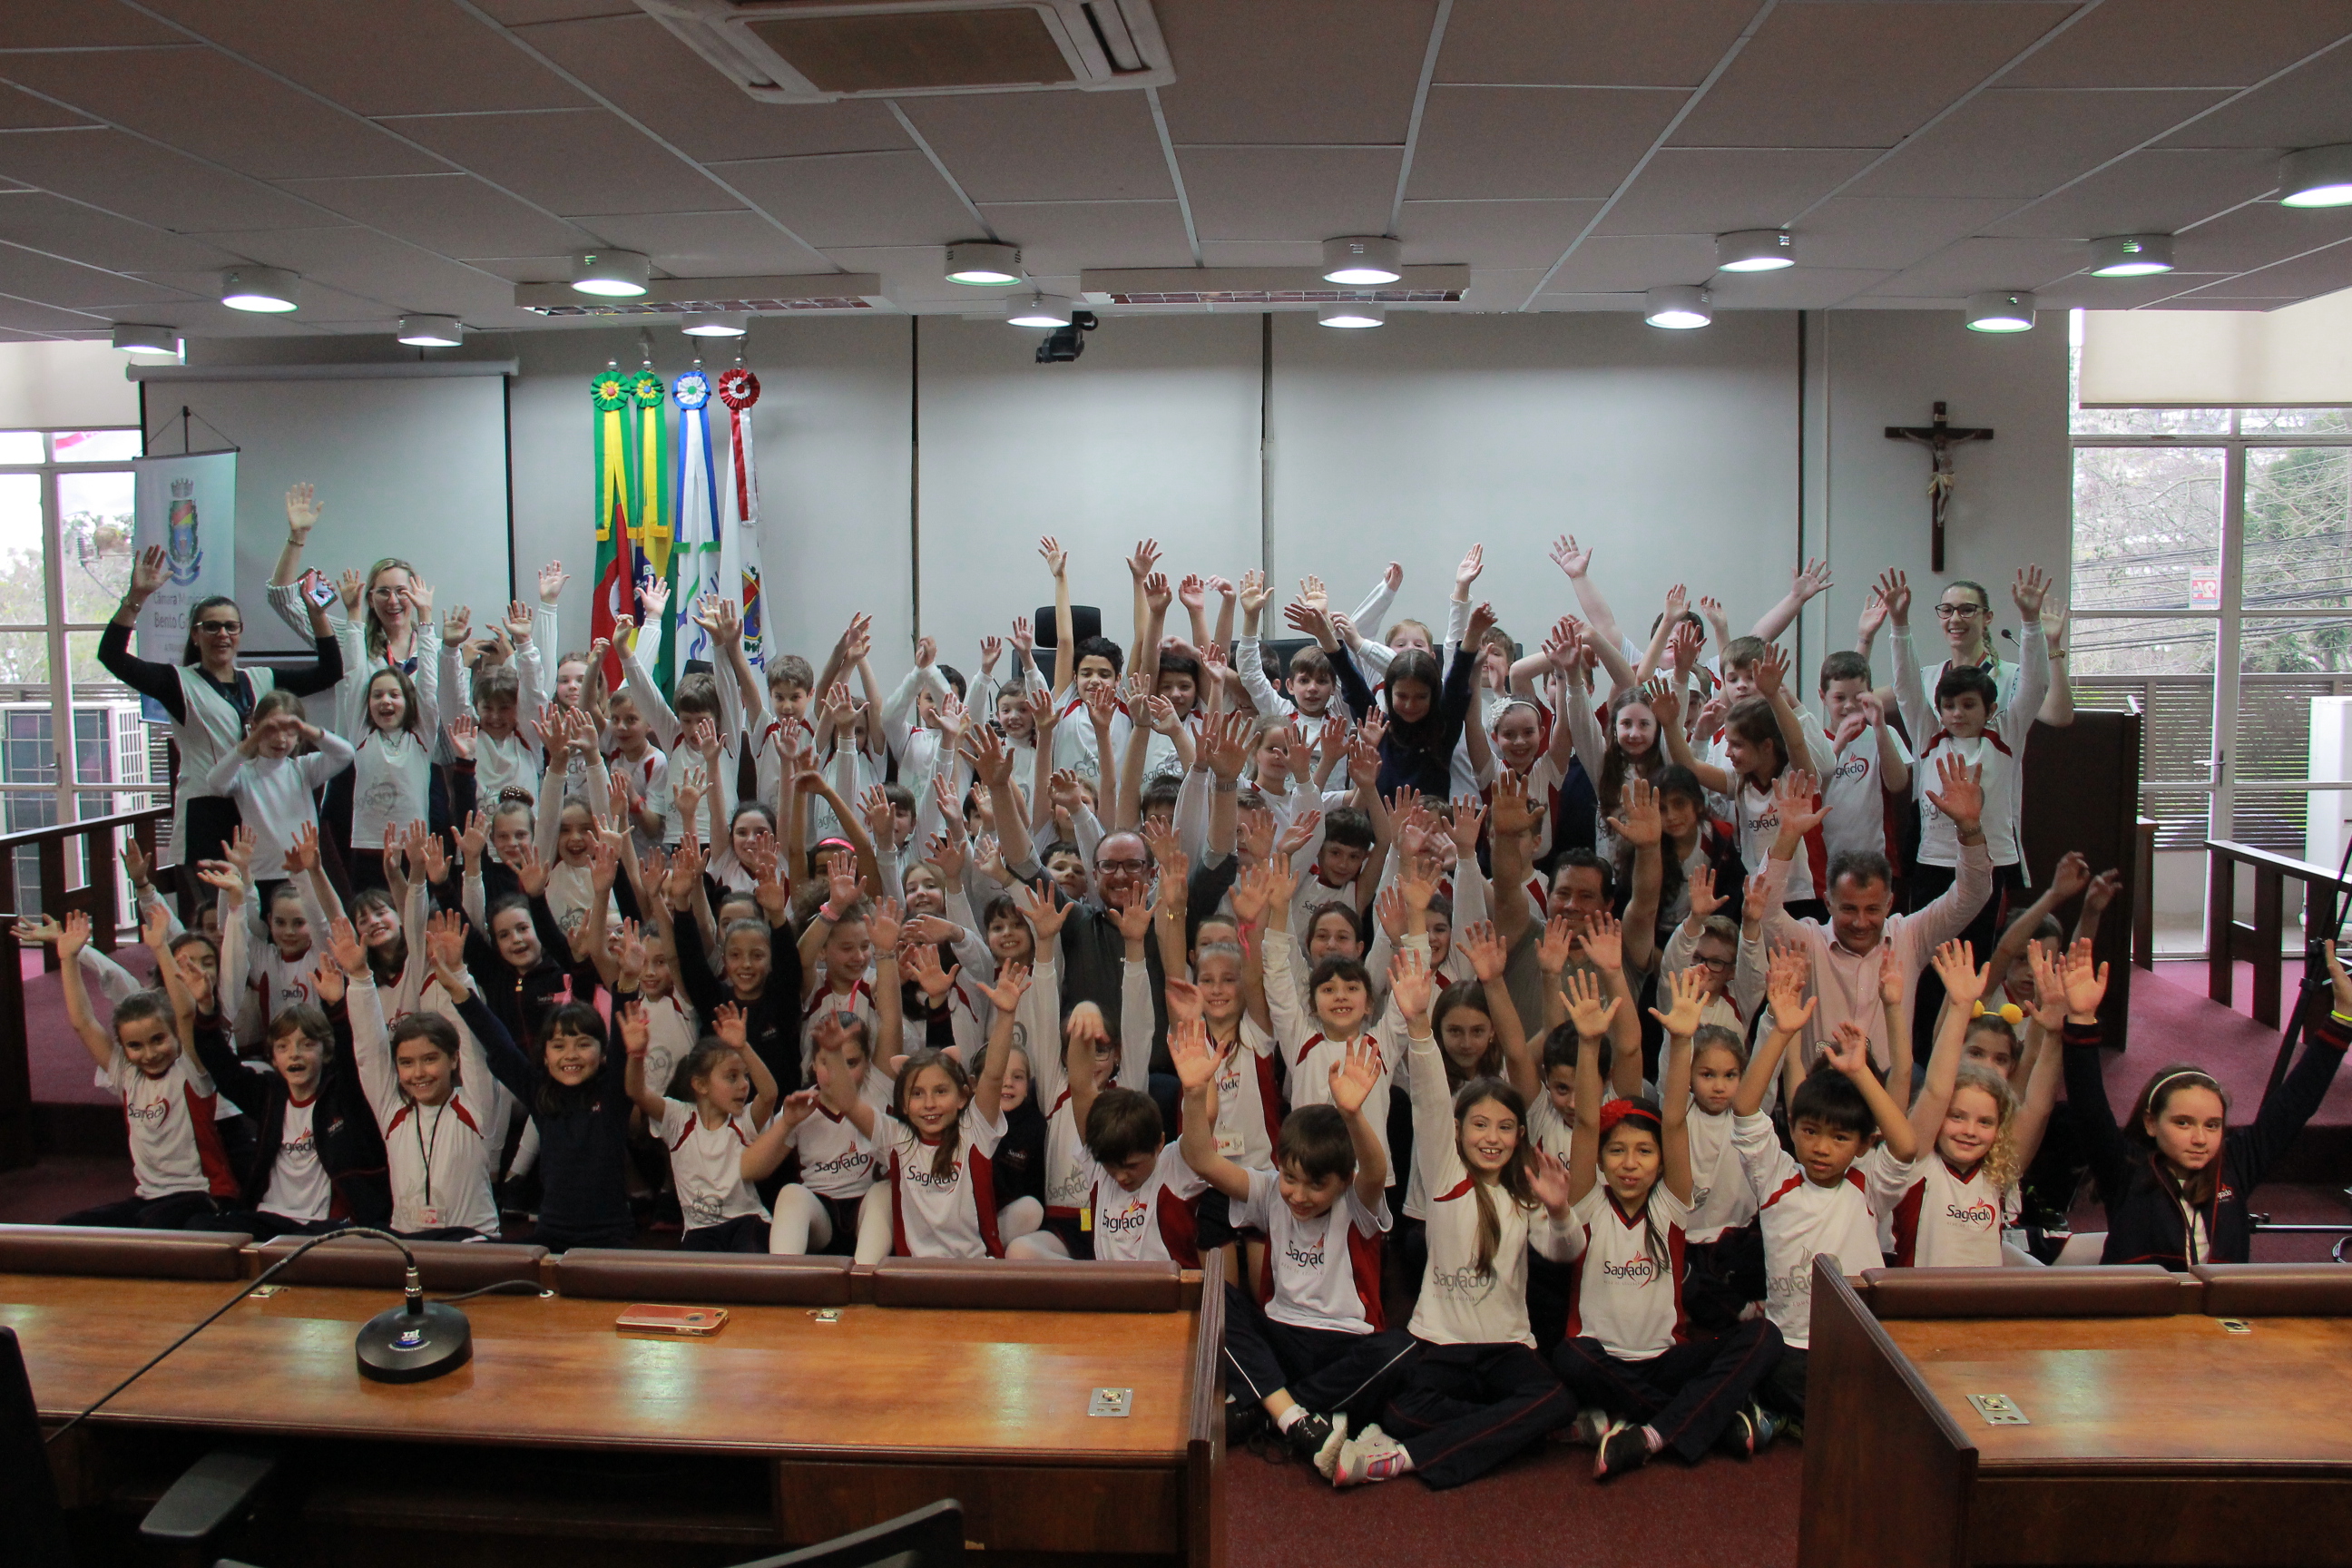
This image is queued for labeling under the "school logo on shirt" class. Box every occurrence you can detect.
[279,1126,315,1160]
[1945,1199,1998,1230]
[1768,1261,1814,1305]
[1427,1264,1498,1304]
[126,1097,172,1128]
[1830,752,1870,784]
[1284,1234,1328,1271]
[1602,1254,1660,1284]
[904,1161,964,1191]
[1097,1198,1151,1238]
[685,1191,729,1227]
[804,1146,870,1178]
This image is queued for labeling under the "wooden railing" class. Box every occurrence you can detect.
[0,806,168,1170]
[2204,838,2352,1031]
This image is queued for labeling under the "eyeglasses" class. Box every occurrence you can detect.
[1096,858,1150,875]
[1694,954,1736,973]
[193,620,241,635]
[1933,603,1984,619]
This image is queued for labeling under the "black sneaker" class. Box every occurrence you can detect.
[1715,1405,1755,1459]
[1594,1420,1652,1480]
[1282,1411,1335,1464]
[1225,1399,1267,1447]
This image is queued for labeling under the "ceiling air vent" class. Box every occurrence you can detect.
[636,0,1172,103]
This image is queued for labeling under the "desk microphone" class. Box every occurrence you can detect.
[47,1228,475,1443]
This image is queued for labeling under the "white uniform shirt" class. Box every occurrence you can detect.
[350,727,432,848]
[1233,1167,1391,1334]
[348,976,505,1238]
[788,1101,878,1199]
[259,1096,335,1220]
[1818,725,1905,867]
[1081,1142,1210,1264]
[885,1101,1006,1258]
[656,1099,770,1230]
[1894,626,2048,870]
[1567,1182,1691,1361]
[206,733,357,879]
[1864,1146,2018,1269]
[1685,1105,1757,1245]
[1733,1112,1885,1349]
[1208,1018,1281,1170]
[110,1047,238,1200]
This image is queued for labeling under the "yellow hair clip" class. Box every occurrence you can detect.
[1972,999,2024,1025]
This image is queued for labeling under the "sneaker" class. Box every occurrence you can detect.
[1560,1406,1611,1447]
[1593,1420,1652,1480]
[1331,1424,1411,1489]
[1715,1406,1755,1459]
[1225,1398,1267,1447]
[1282,1411,1335,1465]
[1749,1403,1787,1453]
[1312,1412,1350,1480]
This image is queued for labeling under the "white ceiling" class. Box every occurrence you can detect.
[2,0,2351,339]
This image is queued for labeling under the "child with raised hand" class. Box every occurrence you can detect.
[760,1012,897,1259]
[1327,948,1581,1492]
[882,958,1030,1258]
[2065,936,2349,1269]
[1065,918,1203,1265]
[622,999,782,1253]
[206,691,357,884]
[1022,885,1153,1259]
[346,661,436,891]
[1175,1019,1408,1468]
[1733,945,1916,1424]
[446,906,642,1250]
[668,834,805,1095]
[338,914,507,1240]
[1553,965,1786,1476]
[1656,645,1826,912]
[1867,939,2062,1268]
[1256,852,1405,1182]
[53,908,240,1228]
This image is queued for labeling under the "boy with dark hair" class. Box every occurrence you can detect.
[1042,535,1138,782]
[1288,805,1380,934]
[1175,1021,1410,1469]
[1816,649,1910,868]
[1731,946,1916,1422]
[1069,1077,1210,1267]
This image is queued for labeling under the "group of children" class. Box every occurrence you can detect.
[33,499,2352,1494]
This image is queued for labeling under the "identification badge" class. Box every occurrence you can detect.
[418,1207,442,1227]
[1079,1204,1092,1232]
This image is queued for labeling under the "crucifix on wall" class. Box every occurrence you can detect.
[1886,401,1994,572]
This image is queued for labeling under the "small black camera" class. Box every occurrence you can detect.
[1035,309,1097,364]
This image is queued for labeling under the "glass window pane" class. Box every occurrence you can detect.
[2,708,54,783]
[2242,615,2352,673]
[52,429,141,463]
[2238,671,2351,786]
[66,629,113,690]
[0,629,48,685]
[2070,407,2231,436]
[0,432,41,464]
[0,471,44,628]
[2244,446,2352,613]
[2140,790,2210,852]
[2073,615,2216,678]
[58,468,132,622]
[2232,786,2312,858]
[2239,408,2352,436]
[2071,446,2224,610]
[2073,619,2213,797]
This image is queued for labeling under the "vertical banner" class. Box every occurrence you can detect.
[590,367,637,692]
[131,452,237,717]
[716,366,769,672]
[670,368,721,678]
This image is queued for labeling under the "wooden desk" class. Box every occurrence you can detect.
[1801,1265,2352,1568]
[9,1269,1222,1567]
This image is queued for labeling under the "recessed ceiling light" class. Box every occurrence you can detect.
[1965,289,2036,332]
[1006,292,1075,328]
[680,310,748,337]
[946,241,1024,286]
[2279,143,2352,209]
[570,250,650,298]
[111,323,180,354]
[1643,285,1710,329]
[220,266,299,312]
[1321,236,1403,287]
[2088,234,2175,277]
[397,314,464,347]
[1716,230,1796,272]
[1317,299,1385,328]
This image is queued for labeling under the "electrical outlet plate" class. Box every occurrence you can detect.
[1089,1387,1132,1416]
[2219,1318,2253,1334]
[1967,1393,2029,1426]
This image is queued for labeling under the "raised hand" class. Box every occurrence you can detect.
[1013,876,1069,940]
[328,916,368,975]
[1127,538,1162,583]
[1328,1035,1384,1115]
[1527,1147,1573,1216]
[2026,940,2066,1027]
[1575,911,1624,974]
[972,957,1032,1014]
[867,896,905,954]
[1765,942,1816,1034]
[1458,919,1508,983]
[1791,557,1833,603]
[284,820,319,877]
[1606,775,1661,848]
[1563,968,1620,1038]
[1771,769,1828,840]
[538,560,570,606]
[2013,564,2051,621]
[1168,1014,1223,1097]
[1548,534,1593,581]
[2060,936,2108,1020]
[1822,1019,1874,1079]
[1878,936,1905,1005]
[2082,867,2124,914]
[1929,938,1987,1008]
[425,907,468,979]
[1647,965,1710,1037]
[1873,567,1911,627]
[311,953,346,1006]
[1537,914,1577,976]
[511,840,550,899]
[712,1001,749,1052]
[618,1000,649,1059]
[1388,946,1436,1025]
[900,941,959,1002]
[1923,750,1984,835]
[1687,865,1724,922]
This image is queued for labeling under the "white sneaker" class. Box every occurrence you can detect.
[1312,1411,1350,1480]
[1331,1423,1411,1489]
[1565,1406,1610,1447]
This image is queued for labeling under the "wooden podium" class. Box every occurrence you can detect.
[1800,1259,2352,1568]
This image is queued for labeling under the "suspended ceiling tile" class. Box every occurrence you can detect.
[121,268,390,320]
[1597,148,1877,235]
[388,108,733,216]
[1704,266,1893,309]
[0,191,245,272]
[456,253,573,284]
[0,48,441,181]
[710,151,976,249]
[975,201,1194,273]
[2155,40,2352,150]
[1436,0,1759,88]
[98,299,328,333]
[275,172,591,257]
[2030,270,2232,309]
[173,225,512,314]
[471,0,642,22]
[1998,0,2352,88]
[1457,268,1548,309]
[0,3,185,47]
[1847,87,2230,199]
[1196,240,1325,268]
[0,293,114,332]
[0,83,101,130]
[512,14,908,164]
[1864,234,2097,296]
[2140,295,2293,309]
[0,242,193,309]
[1405,87,1684,201]
[564,208,831,276]
[0,128,328,231]
[2177,238,2352,301]
[1795,196,2018,270]
[1671,3,2071,150]
[2170,200,2352,273]
[132,0,593,115]
[1984,147,2284,239]
[818,245,977,307]
[1395,200,1603,270]
[1538,232,1720,293]
[1154,0,1437,145]
[1177,147,1401,241]
[900,91,1173,204]
[1528,290,1648,311]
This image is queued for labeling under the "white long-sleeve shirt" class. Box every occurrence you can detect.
[205,731,356,878]
[1893,623,2049,870]
[348,974,505,1239]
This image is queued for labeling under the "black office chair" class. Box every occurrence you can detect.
[3,1326,74,1568]
[728,1500,965,1568]
[1030,603,1102,654]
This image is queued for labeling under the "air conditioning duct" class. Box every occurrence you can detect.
[635,0,1172,103]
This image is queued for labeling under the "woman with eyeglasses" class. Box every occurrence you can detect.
[1860,571,2074,730]
[100,537,343,881]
